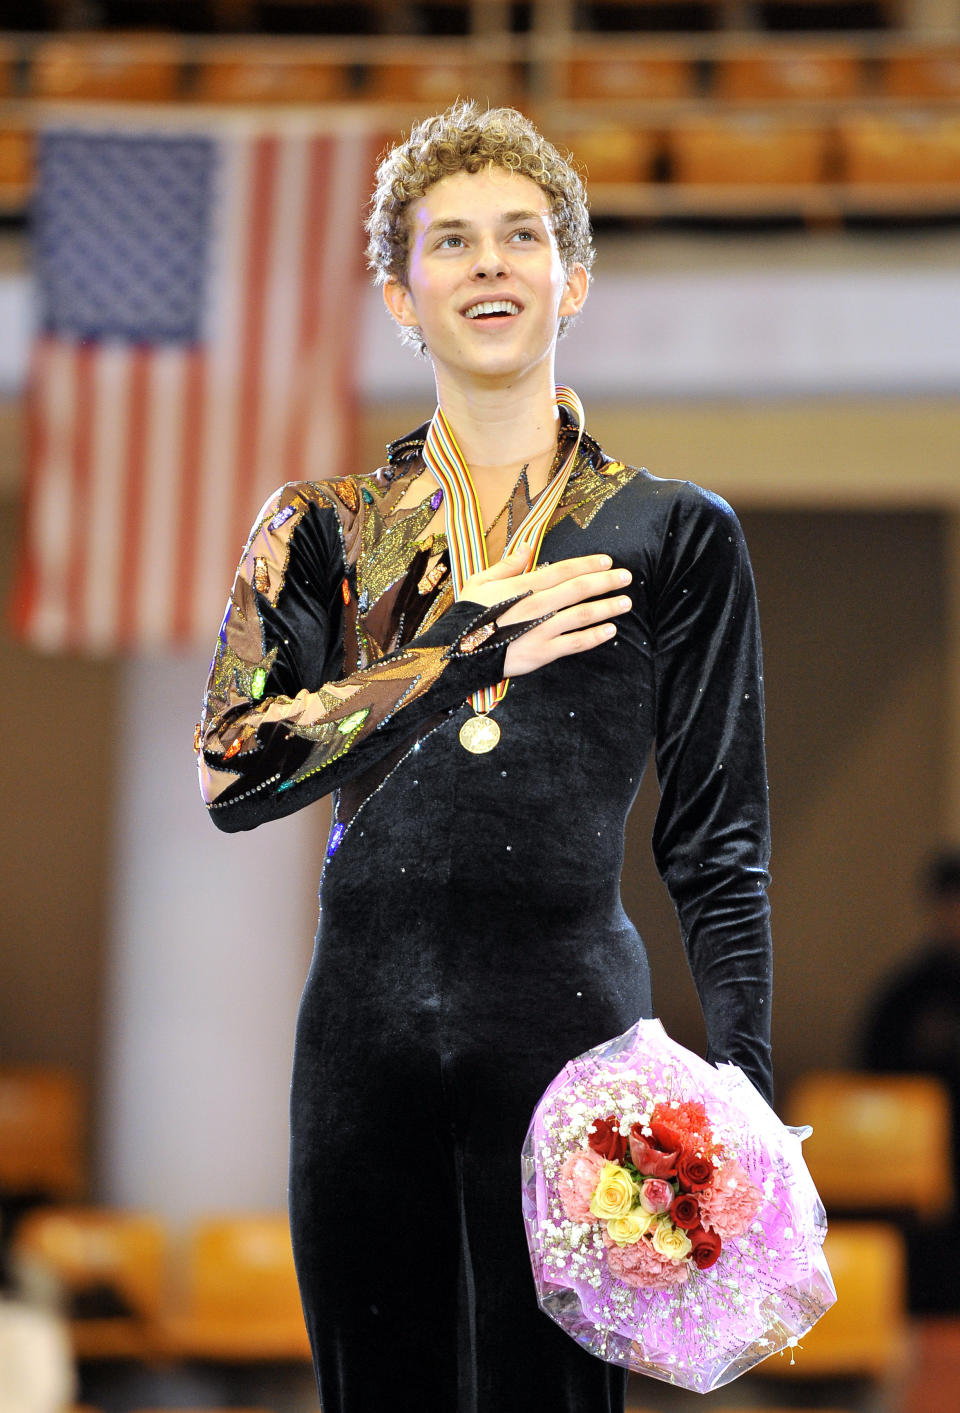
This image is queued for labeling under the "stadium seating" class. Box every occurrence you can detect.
[191,45,353,103]
[786,1070,953,1216]
[157,1214,311,1361]
[714,44,862,101]
[12,1207,168,1359]
[28,35,181,102]
[565,46,698,102]
[881,45,960,100]
[838,112,960,186]
[757,1220,909,1379]
[667,113,828,183]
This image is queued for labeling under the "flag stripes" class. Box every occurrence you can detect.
[12,119,380,654]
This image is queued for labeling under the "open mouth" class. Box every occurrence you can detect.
[462,300,522,321]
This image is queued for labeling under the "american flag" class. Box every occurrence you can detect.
[11,114,380,652]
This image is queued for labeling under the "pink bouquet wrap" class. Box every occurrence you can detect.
[521,1018,835,1393]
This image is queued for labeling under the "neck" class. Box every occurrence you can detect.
[431,364,561,475]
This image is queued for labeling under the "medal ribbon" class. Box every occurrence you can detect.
[422,385,585,716]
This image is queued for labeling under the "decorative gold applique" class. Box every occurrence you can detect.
[243,490,308,606]
[459,622,495,654]
[356,492,441,609]
[278,645,452,789]
[208,634,279,716]
[332,478,360,512]
[418,561,448,595]
[193,722,202,754]
[551,454,642,530]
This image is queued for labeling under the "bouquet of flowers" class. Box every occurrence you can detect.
[522,1019,835,1394]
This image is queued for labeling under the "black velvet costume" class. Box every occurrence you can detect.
[198,416,773,1413]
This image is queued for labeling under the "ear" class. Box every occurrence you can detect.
[558,263,589,319]
[383,279,419,329]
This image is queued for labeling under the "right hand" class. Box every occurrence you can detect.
[460,552,632,677]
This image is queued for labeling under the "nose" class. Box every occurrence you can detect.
[471,235,508,280]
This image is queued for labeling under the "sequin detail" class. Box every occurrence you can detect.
[430,489,443,511]
[341,578,351,605]
[223,736,243,760]
[250,666,267,699]
[337,708,370,735]
[459,622,496,654]
[361,488,374,505]
[253,556,270,594]
[418,562,448,596]
[269,504,295,531]
[327,822,346,857]
[332,479,359,512]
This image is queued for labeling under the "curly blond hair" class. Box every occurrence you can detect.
[366,101,594,348]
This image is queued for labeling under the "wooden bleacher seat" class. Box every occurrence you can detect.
[787,1070,953,1215]
[757,1220,908,1379]
[191,47,353,104]
[882,47,960,101]
[0,1066,84,1202]
[28,35,182,103]
[363,49,518,107]
[715,45,862,102]
[551,125,658,184]
[566,46,696,102]
[11,1207,167,1360]
[157,1214,310,1361]
[667,114,827,184]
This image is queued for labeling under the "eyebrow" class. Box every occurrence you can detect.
[422,209,547,237]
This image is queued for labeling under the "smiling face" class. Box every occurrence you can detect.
[383,165,588,393]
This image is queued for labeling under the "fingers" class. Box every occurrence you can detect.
[471,552,614,588]
[496,566,632,627]
[501,588,632,676]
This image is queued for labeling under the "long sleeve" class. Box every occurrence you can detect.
[650,483,774,1104]
[198,482,531,833]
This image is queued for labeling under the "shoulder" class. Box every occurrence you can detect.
[586,435,742,540]
[612,473,752,604]
[236,481,347,608]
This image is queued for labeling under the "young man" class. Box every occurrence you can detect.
[198,102,773,1413]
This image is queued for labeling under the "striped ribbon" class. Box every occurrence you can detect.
[422,384,585,716]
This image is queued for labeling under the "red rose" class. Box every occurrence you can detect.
[587,1114,627,1164]
[689,1225,722,1270]
[677,1152,714,1192]
[628,1126,678,1179]
[669,1193,701,1231]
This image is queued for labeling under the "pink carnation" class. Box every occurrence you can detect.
[558,1147,606,1223]
[697,1159,763,1241]
[604,1232,689,1290]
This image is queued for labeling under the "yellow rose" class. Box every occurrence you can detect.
[651,1219,693,1262]
[605,1208,655,1246]
[589,1162,637,1220]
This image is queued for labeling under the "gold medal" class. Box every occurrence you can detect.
[459,714,501,754]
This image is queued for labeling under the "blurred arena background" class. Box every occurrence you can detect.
[0,2,958,1411]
